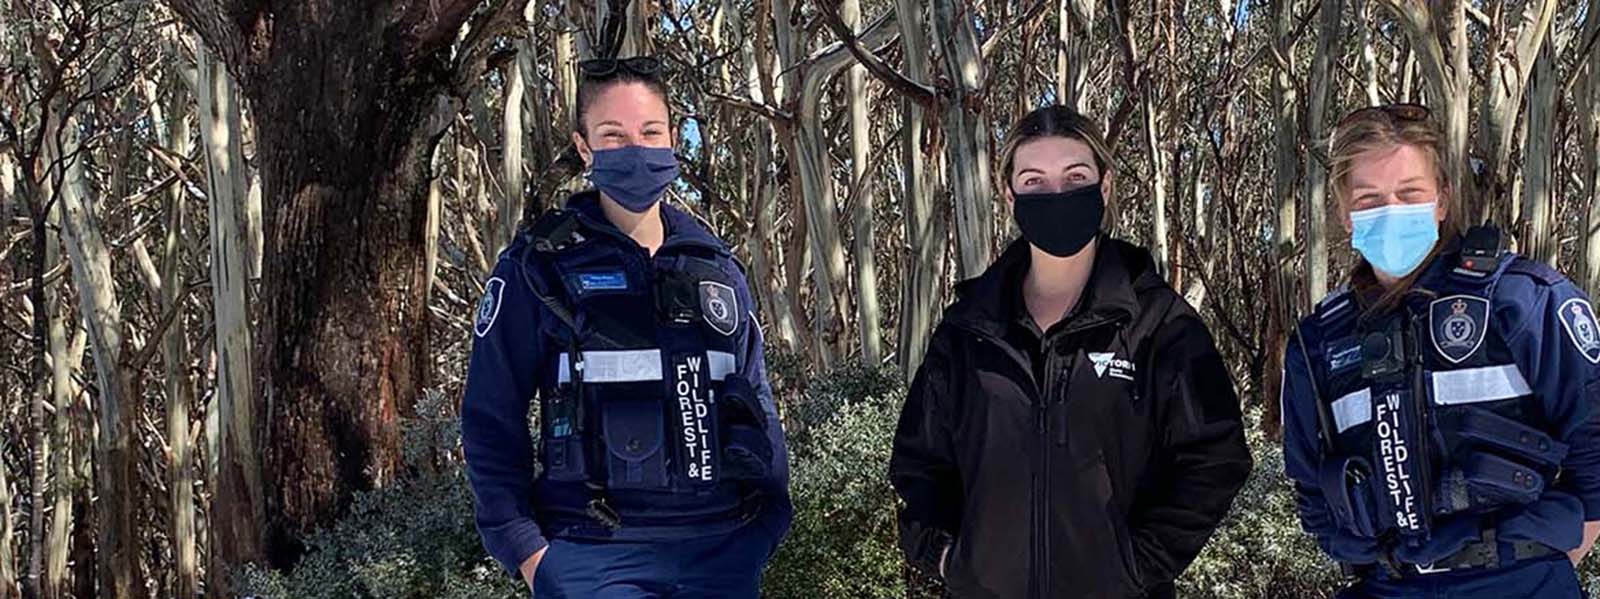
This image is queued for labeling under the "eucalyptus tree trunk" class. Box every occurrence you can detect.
[500,23,529,256]
[736,0,800,351]
[50,106,144,599]
[0,447,12,599]
[1474,0,1559,225]
[1357,0,1382,105]
[1056,0,1095,111]
[896,0,945,376]
[147,64,200,599]
[1579,6,1600,295]
[1380,0,1470,220]
[843,0,882,365]
[792,15,897,369]
[1520,35,1560,265]
[42,209,76,599]
[932,0,992,279]
[193,40,264,583]
[171,0,519,572]
[1303,0,1343,303]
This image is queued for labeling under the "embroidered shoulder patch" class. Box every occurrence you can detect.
[1558,298,1600,364]
[474,277,505,338]
[1430,295,1489,364]
[699,281,738,337]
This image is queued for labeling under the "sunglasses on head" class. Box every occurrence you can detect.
[1336,103,1431,129]
[578,56,664,80]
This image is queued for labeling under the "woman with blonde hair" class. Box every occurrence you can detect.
[889,105,1252,599]
[1281,104,1600,598]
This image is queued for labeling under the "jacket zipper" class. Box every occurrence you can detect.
[952,316,1117,599]
[1404,308,1433,532]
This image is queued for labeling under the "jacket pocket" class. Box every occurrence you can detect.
[602,400,668,489]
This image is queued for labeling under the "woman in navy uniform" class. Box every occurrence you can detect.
[1281,104,1600,598]
[460,56,789,598]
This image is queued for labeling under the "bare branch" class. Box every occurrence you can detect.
[812,0,937,104]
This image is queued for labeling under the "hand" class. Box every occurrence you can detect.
[939,544,951,578]
[520,546,548,590]
[1571,521,1600,565]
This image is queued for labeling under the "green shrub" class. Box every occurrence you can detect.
[1178,407,1343,599]
[236,388,525,599]
[763,362,940,599]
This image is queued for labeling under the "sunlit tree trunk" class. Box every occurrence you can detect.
[147,64,201,599]
[933,0,993,279]
[1579,6,1600,295]
[843,0,882,365]
[896,0,946,376]
[1520,34,1560,265]
[50,105,143,598]
[1303,0,1343,303]
[192,39,265,592]
[1056,0,1095,111]
[1381,0,1470,217]
[1474,0,1559,224]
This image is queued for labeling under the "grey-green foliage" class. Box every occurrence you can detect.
[237,388,525,599]
[762,362,941,599]
[1178,408,1344,599]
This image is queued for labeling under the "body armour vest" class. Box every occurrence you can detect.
[517,207,774,537]
[1303,250,1569,543]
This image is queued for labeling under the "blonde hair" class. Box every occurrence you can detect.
[1329,108,1464,312]
[998,106,1117,230]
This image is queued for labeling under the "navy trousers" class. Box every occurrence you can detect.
[531,518,781,599]
[1336,555,1585,599]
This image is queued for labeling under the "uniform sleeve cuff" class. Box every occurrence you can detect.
[484,518,549,580]
[1581,494,1600,521]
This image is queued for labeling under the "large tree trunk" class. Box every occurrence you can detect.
[192,41,266,585]
[171,0,505,570]
[843,0,882,365]
[1303,0,1343,303]
[896,0,946,376]
[50,108,143,599]
[932,0,993,279]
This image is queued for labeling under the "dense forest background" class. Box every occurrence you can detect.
[1,0,1598,597]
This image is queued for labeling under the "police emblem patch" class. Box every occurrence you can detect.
[699,281,738,337]
[1429,295,1488,364]
[474,277,505,338]
[1558,298,1600,364]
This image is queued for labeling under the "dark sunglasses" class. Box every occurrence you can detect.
[578,56,664,80]
[1336,103,1431,129]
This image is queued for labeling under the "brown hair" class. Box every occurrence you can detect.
[998,106,1117,230]
[1329,107,1464,314]
[573,71,670,135]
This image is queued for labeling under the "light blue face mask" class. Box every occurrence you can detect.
[1349,202,1439,278]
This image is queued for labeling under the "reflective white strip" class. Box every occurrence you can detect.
[556,349,739,384]
[558,350,663,384]
[1431,365,1531,406]
[1331,388,1372,433]
[707,351,737,382]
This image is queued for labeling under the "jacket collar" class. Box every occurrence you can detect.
[565,190,728,256]
[946,236,1147,340]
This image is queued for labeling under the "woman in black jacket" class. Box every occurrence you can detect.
[889,106,1253,599]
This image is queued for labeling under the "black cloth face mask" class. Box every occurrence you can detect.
[1010,183,1105,257]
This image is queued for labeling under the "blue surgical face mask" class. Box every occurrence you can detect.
[1349,202,1439,278]
[586,145,680,213]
